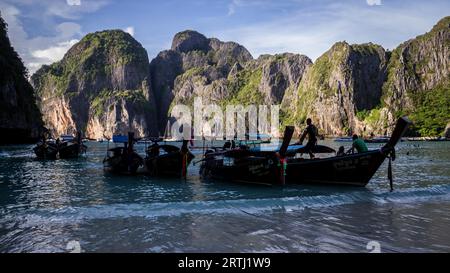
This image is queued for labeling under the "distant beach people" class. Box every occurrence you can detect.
[348,134,368,154]
[296,118,318,159]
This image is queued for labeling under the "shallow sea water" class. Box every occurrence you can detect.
[0,140,449,252]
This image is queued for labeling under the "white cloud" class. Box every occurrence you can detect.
[46,0,108,19]
[214,0,448,61]
[32,39,79,63]
[67,0,81,6]
[228,0,237,15]
[366,0,382,6]
[0,0,109,74]
[227,0,276,16]
[124,26,135,36]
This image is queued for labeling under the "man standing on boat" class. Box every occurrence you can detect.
[297,118,318,159]
[348,134,368,154]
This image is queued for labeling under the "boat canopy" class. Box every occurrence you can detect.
[246,133,272,140]
[112,135,128,143]
[250,144,303,153]
[60,135,74,142]
[250,144,336,154]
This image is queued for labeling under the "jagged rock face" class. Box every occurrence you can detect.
[171,30,210,53]
[149,50,183,131]
[379,16,450,134]
[0,14,42,143]
[151,30,313,135]
[157,21,448,137]
[29,17,450,139]
[290,42,388,136]
[151,30,254,133]
[32,30,158,139]
[257,53,312,105]
[208,38,254,74]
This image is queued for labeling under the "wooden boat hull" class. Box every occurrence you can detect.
[103,153,143,175]
[200,150,285,185]
[364,138,389,143]
[33,144,58,159]
[145,152,194,177]
[58,143,87,159]
[286,117,411,187]
[199,117,411,187]
[286,150,386,186]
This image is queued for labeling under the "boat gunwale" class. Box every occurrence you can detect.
[287,149,384,166]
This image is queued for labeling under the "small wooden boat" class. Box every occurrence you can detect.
[33,140,58,159]
[199,126,295,185]
[364,136,390,143]
[199,117,411,188]
[145,140,195,177]
[33,130,59,159]
[334,137,353,142]
[103,132,144,175]
[286,117,411,188]
[58,133,87,159]
[33,132,87,159]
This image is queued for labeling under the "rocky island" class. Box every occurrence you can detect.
[1,13,449,141]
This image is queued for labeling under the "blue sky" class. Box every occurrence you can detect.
[0,0,449,74]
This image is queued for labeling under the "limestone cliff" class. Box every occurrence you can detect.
[32,30,158,139]
[378,16,450,136]
[150,30,312,133]
[286,42,388,136]
[150,30,254,133]
[0,13,42,143]
[30,16,450,139]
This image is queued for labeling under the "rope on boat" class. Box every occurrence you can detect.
[182,153,188,179]
[387,148,396,192]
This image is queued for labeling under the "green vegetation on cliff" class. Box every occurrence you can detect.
[91,89,150,117]
[0,13,42,142]
[33,30,149,99]
[380,16,449,136]
[32,29,159,137]
[30,17,449,138]
[409,86,450,136]
[226,68,264,106]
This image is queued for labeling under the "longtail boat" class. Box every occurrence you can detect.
[199,117,411,188]
[33,130,58,159]
[285,117,411,188]
[103,132,144,175]
[58,132,87,159]
[33,132,87,159]
[33,137,58,159]
[199,126,295,185]
[145,139,195,177]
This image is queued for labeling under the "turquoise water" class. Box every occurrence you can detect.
[0,141,449,252]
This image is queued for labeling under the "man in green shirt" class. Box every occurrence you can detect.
[347,134,368,154]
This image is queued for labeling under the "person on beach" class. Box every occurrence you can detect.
[297,118,318,159]
[348,134,368,154]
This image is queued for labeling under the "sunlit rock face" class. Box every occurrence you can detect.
[31,16,450,139]
[32,30,158,139]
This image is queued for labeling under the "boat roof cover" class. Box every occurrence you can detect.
[246,133,272,140]
[147,144,180,153]
[250,144,336,154]
[60,135,74,142]
[250,144,304,153]
[113,135,128,143]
